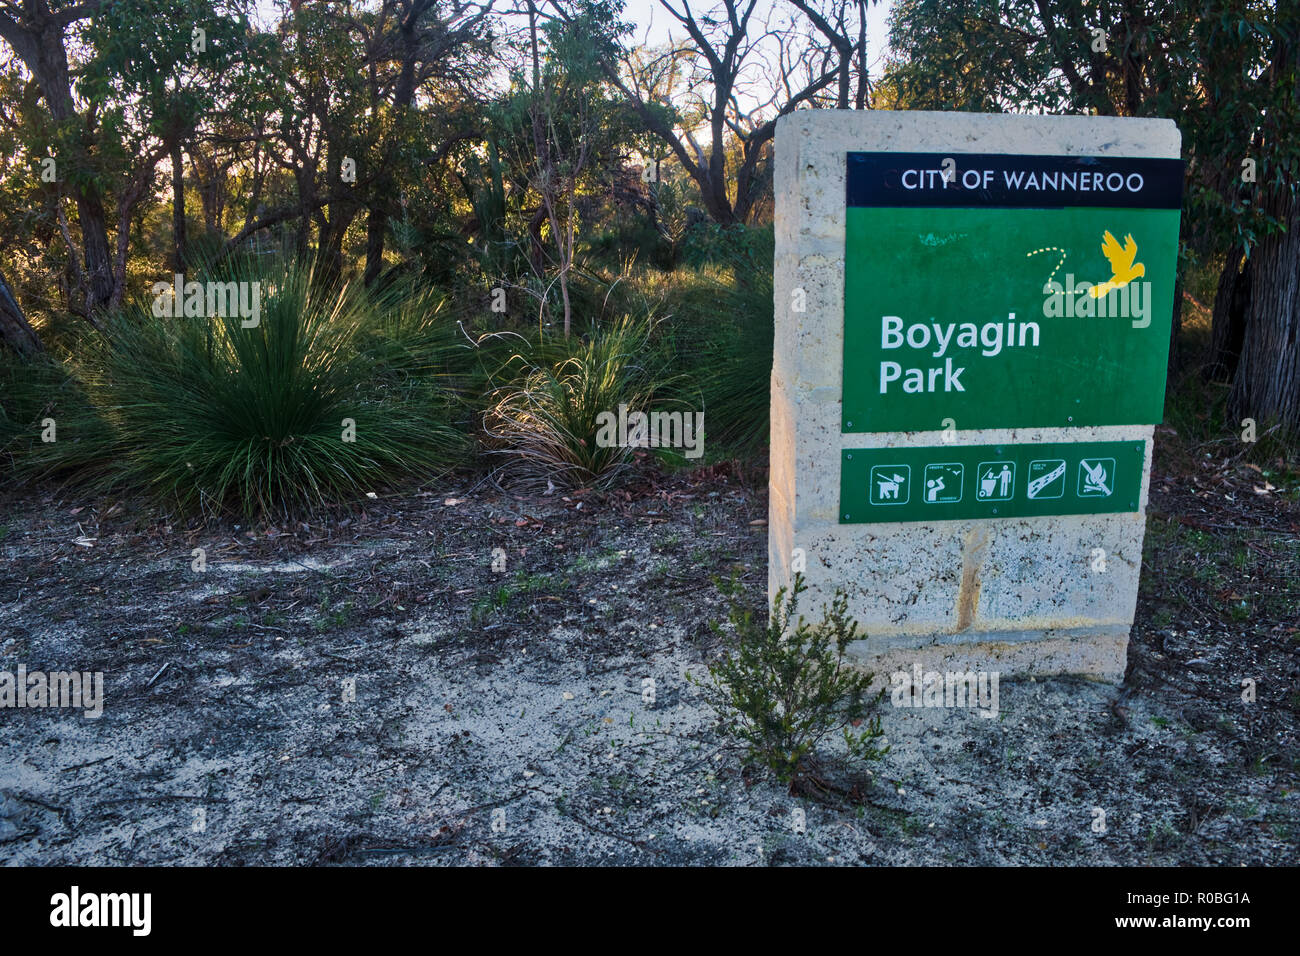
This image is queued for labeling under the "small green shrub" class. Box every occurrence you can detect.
[693,573,889,791]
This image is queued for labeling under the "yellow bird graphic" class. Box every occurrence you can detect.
[1089,231,1145,297]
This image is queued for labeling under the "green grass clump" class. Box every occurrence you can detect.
[0,350,87,474]
[23,257,470,517]
[482,316,664,490]
[621,244,773,457]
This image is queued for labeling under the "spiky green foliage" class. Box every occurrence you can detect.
[482,316,664,490]
[684,281,772,453]
[653,260,773,454]
[23,259,470,517]
[0,352,87,474]
[694,573,889,789]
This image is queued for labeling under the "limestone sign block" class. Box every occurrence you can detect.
[770,110,1182,682]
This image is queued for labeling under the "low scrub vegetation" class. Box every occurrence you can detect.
[693,573,890,794]
[2,226,777,517]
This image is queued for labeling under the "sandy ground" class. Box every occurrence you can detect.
[1,451,1297,866]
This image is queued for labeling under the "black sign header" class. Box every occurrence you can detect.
[847,152,1184,209]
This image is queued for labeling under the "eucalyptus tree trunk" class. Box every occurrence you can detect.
[1229,191,1300,433]
[0,4,117,314]
[1206,246,1250,383]
[0,266,43,355]
[171,139,188,274]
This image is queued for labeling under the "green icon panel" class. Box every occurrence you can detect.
[841,441,1144,524]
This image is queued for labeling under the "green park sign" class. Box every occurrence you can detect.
[839,150,1182,524]
[773,112,1183,679]
[842,152,1184,434]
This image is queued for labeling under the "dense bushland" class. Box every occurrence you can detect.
[0,221,776,517]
